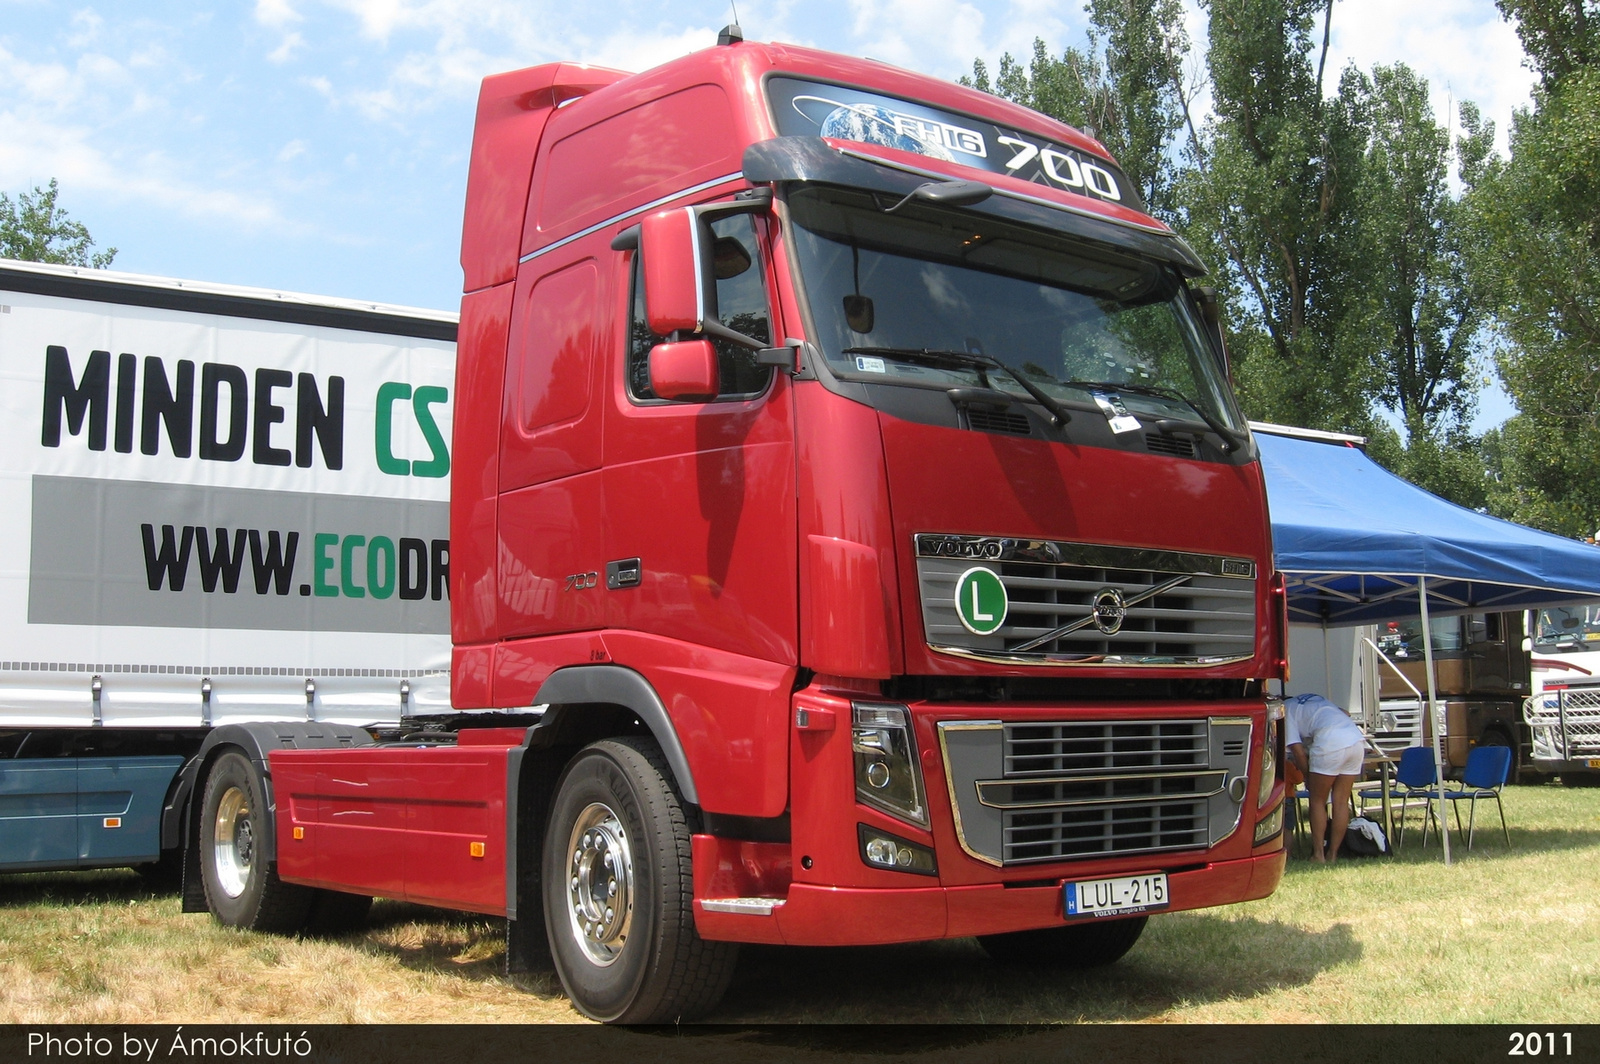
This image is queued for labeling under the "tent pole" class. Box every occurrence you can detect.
[1419,575,1452,865]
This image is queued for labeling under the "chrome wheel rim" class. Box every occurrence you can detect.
[564,802,635,967]
[213,785,253,899]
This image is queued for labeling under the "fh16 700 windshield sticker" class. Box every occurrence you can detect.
[766,77,1141,209]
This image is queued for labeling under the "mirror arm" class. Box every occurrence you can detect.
[694,188,774,222]
[610,224,640,252]
[697,318,766,351]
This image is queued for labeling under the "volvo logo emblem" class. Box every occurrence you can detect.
[1091,587,1127,635]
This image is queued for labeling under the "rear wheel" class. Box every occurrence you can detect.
[200,751,312,933]
[542,738,738,1022]
[978,915,1148,967]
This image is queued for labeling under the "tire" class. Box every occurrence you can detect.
[199,750,312,933]
[978,915,1148,967]
[304,889,373,937]
[542,738,738,1023]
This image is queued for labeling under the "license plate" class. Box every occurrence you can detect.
[1064,872,1169,919]
[1587,759,1600,769]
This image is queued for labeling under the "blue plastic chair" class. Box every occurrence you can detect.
[1438,746,1513,850]
[1358,745,1437,850]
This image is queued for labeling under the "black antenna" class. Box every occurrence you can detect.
[718,1,743,44]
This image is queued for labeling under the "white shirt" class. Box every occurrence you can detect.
[1284,693,1365,754]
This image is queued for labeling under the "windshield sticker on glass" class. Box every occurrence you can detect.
[1091,392,1142,434]
[767,77,1138,208]
[855,356,887,373]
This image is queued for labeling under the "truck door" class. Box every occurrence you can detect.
[0,747,78,870]
[495,254,611,640]
[603,208,798,666]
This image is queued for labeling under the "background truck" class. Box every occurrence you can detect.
[1369,611,1533,778]
[1524,599,1600,784]
[10,30,1291,1024]
[0,257,456,880]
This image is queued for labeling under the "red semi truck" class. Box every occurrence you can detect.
[175,29,1289,1021]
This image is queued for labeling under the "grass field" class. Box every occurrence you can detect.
[2,783,1596,1024]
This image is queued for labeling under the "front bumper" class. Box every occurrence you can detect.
[694,847,1285,946]
[691,687,1287,945]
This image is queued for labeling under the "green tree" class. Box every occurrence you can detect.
[1464,0,1600,536]
[1177,0,1377,432]
[0,179,117,268]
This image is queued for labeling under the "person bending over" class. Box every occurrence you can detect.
[1285,693,1367,863]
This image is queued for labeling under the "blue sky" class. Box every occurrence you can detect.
[1,0,1532,426]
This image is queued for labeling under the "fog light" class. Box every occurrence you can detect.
[1254,799,1284,845]
[857,824,936,876]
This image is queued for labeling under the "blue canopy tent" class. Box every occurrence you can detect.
[1254,425,1600,863]
[1257,428,1600,626]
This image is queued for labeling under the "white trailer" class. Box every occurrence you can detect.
[0,259,456,874]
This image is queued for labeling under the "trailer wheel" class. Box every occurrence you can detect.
[542,738,738,1023]
[199,750,312,933]
[978,915,1148,967]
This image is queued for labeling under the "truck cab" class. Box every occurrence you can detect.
[1373,611,1532,775]
[190,33,1288,1023]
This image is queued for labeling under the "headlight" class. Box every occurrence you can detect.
[1259,698,1283,808]
[852,702,928,827]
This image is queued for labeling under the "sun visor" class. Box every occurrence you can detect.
[742,136,1207,277]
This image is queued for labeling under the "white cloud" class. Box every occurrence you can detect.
[1326,0,1533,154]
[268,31,305,63]
[67,8,104,48]
[847,0,988,73]
[254,0,302,29]
[577,26,719,75]
[0,43,288,230]
[277,139,308,161]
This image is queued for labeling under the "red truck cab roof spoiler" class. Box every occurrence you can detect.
[460,62,629,292]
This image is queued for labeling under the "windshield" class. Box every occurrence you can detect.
[1534,602,1600,651]
[785,186,1243,432]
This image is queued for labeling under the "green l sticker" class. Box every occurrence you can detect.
[954,566,1008,636]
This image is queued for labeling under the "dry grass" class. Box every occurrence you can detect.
[2,784,1597,1024]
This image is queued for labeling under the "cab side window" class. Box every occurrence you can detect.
[627,213,773,402]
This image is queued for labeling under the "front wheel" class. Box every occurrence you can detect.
[199,750,312,933]
[542,738,738,1022]
[978,915,1148,967]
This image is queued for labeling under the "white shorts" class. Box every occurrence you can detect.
[1309,742,1365,777]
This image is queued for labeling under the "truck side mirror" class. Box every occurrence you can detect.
[650,339,719,402]
[640,208,707,335]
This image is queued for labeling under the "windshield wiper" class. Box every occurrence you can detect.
[842,347,1071,427]
[1061,379,1245,453]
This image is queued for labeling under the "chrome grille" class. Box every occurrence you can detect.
[1006,802,1209,862]
[915,535,1257,666]
[1005,721,1208,774]
[1525,687,1600,759]
[939,716,1252,866]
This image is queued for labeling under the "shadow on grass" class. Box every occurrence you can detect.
[1294,822,1600,866]
[0,867,172,908]
[347,900,566,999]
[709,911,1360,1025]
